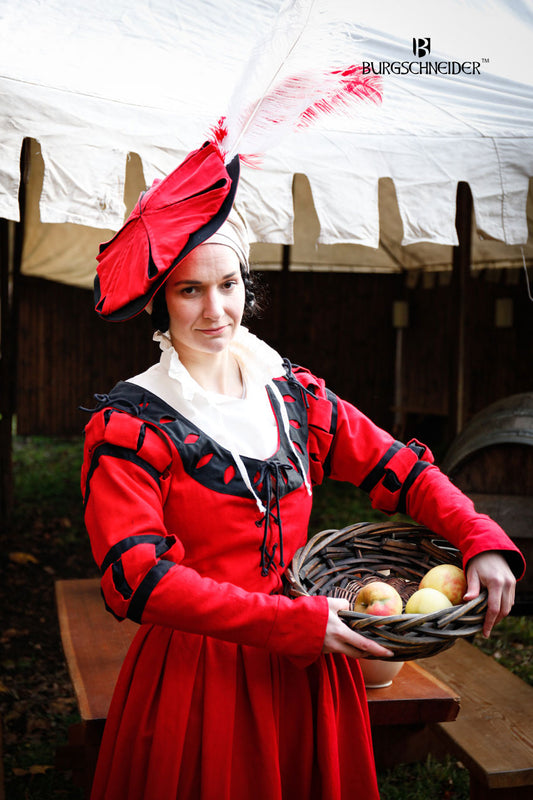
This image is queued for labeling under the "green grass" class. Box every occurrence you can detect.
[474,614,533,685]
[12,434,85,521]
[310,478,390,532]
[2,436,532,800]
[377,755,469,799]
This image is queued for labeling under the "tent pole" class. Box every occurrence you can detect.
[0,218,14,525]
[0,142,27,527]
[280,243,291,347]
[450,182,473,437]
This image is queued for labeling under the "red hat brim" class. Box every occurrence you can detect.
[94,142,240,321]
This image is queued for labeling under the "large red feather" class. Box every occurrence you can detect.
[297,66,382,128]
[209,64,382,165]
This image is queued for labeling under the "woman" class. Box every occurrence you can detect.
[83,145,524,799]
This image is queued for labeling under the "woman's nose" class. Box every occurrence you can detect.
[202,289,223,318]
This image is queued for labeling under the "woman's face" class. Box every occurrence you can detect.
[164,244,245,360]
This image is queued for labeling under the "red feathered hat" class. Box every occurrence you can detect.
[94,141,240,322]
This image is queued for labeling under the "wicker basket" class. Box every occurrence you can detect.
[286,521,488,661]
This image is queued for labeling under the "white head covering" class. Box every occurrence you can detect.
[205,204,250,270]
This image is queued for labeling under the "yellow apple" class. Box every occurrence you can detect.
[353,581,403,616]
[405,587,453,614]
[419,563,467,606]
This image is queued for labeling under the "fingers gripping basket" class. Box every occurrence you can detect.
[286,521,488,661]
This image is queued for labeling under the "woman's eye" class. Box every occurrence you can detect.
[181,286,198,296]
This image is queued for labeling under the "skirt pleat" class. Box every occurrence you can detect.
[90,624,380,800]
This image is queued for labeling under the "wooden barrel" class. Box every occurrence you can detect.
[442,393,533,609]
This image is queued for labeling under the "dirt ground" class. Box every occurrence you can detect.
[1,437,97,798]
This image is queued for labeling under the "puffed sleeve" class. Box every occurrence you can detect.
[290,365,526,580]
[81,407,329,666]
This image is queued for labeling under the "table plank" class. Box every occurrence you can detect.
[56,578,460,727]
[366,659,460,726]
[56,578,137,721]
[422,639,533,788]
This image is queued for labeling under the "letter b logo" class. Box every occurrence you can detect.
[413,37,431,57]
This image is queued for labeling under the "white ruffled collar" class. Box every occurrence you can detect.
[151,326,311,510]
[153,326,285,402]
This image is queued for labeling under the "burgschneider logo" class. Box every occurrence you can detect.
[362,36,481,76]
[413,37,431,57]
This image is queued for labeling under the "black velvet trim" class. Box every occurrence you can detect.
[84,443,163,508]
[322,389,338,478]
[397,460,431,514]
[111,560,132,600]
[358,441,403,493]
[127,560,175,623]
[407,440,427,459]
[382,470,402,493]
[136,422,147,451]
[94,379,309,501]
[100,534,176,574]
[325,388,338,436]
[147,240,158,279]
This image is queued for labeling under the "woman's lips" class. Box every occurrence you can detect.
[198,325,228,335]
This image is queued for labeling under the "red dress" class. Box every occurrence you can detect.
[82,362,524,800]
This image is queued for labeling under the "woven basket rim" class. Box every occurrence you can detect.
[287,521,488,660]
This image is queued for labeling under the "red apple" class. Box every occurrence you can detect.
[353,581,403,616]
[419,564,467,606]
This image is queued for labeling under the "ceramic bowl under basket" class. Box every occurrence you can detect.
[359,658,405,688]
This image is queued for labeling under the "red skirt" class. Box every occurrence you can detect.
[90,624,379,800]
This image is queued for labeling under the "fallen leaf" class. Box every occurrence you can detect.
[12,764,53,776]
[50,697,76,715]
[3,628,29,639]
[9,552,39,565]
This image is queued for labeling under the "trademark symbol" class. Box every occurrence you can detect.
[482,57,490,63]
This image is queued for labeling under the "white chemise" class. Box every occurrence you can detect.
[128,326,285,461]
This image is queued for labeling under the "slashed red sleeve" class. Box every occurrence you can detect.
[406,465,526,579]
[82,409,329,666]
[294,366,525,579]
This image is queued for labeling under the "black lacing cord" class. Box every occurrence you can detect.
[282,358,317,409]
[256,460,292,576]
[78,393,112,414]
[79,391,147,418]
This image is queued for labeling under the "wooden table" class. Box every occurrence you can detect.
[55,578,461,789]
[366,656,460,767]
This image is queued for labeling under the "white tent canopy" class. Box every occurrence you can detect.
[1,0,533,288]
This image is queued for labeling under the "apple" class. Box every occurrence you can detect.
[419,563,467,606]
[353,581,403,616]
[405,587,453,614]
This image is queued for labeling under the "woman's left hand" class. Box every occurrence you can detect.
[463,551,516,637]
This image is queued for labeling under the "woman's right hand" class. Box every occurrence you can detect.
[322,598,394,659]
